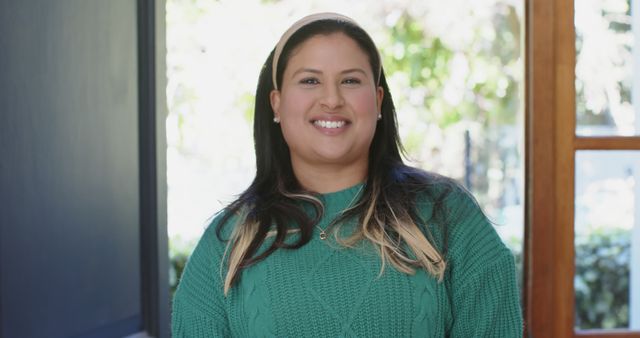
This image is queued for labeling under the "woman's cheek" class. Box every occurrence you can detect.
[351,90,379,117]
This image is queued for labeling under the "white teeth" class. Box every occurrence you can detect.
[314,120,346,129]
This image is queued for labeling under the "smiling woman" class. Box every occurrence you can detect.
[171,12,522,337]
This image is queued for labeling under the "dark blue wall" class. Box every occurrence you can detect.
[0,1,166,337]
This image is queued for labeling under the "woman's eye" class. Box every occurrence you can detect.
[343,78,361,85]
[300,78,319,85]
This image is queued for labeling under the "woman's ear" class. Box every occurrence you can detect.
[270,90,281,120]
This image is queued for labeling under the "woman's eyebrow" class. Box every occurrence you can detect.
[291,68,322,77]
[291,68,368,77]
[340,68,367,76]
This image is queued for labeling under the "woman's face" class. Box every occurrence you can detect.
[270,32,383,175]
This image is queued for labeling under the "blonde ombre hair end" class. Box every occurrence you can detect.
[221,177,450,296]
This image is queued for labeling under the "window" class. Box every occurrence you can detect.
[527,0,640,336]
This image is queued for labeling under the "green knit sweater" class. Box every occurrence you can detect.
[172,183,522,337]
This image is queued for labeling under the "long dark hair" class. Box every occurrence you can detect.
[217,19,455,295]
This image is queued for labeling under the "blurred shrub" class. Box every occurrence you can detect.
[169,236,198,298]
[574,228,630,329]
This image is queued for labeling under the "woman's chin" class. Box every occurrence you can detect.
[309,149,366,167]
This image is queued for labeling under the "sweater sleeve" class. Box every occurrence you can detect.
[444,188,523,337]
[171,221,230,337]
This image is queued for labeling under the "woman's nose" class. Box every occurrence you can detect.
[319,83,345,110]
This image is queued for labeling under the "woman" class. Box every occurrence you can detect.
[172,12,522,337]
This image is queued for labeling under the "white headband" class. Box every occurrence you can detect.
[271,12,382,90]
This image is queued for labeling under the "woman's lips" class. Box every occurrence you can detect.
[313,120,346,129]
[310,118,351,134]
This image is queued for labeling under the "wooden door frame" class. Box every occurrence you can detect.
[525,0,575,336]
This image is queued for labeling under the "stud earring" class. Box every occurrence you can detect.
[273,116,280,123]
[377,113,382,120]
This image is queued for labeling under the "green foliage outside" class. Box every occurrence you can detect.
[382,10,520,129]
[575,0,633,134]
[169,236,197,298]
[378,7,522,212]
[574,228,631,329]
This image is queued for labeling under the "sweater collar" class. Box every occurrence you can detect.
[317,182,365,219]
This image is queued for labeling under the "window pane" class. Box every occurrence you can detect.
[574,150,640,330]
[575,0,637,136]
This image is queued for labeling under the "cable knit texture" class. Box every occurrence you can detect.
[172,183,523,337]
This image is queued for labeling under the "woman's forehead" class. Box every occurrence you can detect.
[285,33,371,72]
[291,32,360,53]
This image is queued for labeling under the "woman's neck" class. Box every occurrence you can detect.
[291,159,367,194]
